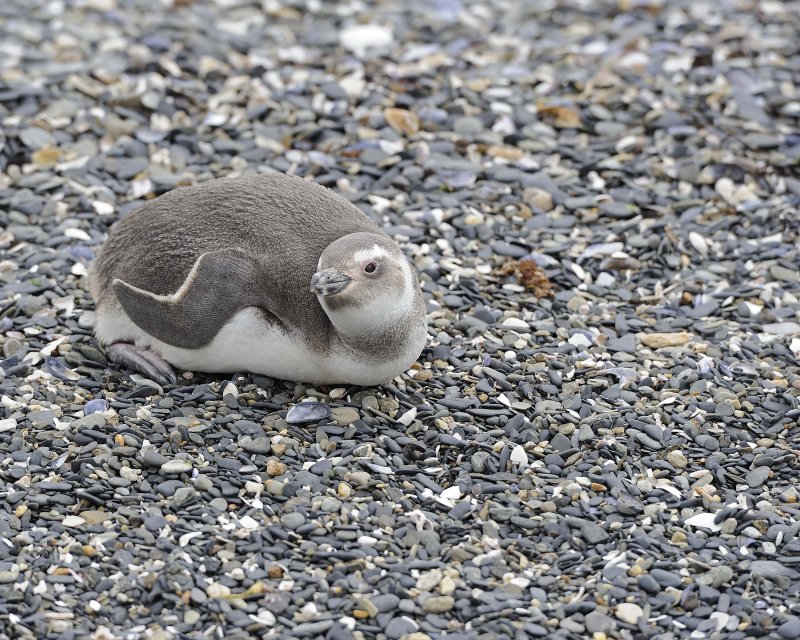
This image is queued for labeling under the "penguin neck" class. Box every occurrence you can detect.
[328,292,426,365]
[322,289,413,342]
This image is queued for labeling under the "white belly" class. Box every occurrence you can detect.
[153,308,331,381]
[96,306,421,385]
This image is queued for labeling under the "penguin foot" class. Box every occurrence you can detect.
[105,343,178,387]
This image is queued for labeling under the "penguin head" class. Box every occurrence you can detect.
[312,232,417,337]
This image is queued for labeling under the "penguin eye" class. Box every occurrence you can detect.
[364,262,378,274]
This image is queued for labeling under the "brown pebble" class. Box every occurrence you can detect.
[266,459,287,476]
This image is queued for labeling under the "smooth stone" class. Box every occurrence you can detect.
[171,486,197,507]
[615,602,644,624]
[580,521,609,544]
[421,595,454,613]
[372,594,401,613]
[667,450,688,469]
[606,334,636,353]
[161,459,193,474]
[585,611,615,633]
[715,401,735,417]
[84,399,109,415]
[385,616,419,639]
[281,512,306,530]
[770,265,799,283]
[550,433,571,453]
[330,407,359,426]
[762,322,800,336]
[452,116,484,135]
[142,449,169,468]
[777,618,800,639]
[19,127,56,149]
[746,466,770,488]
[209,497,228,511]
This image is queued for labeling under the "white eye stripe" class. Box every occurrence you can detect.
[353,245,389,263]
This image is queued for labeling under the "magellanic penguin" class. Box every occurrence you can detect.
[88,173,428,386]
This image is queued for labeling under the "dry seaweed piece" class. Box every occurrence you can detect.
[496,259,555,298]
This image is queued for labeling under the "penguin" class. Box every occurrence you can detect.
[88,172,428,386]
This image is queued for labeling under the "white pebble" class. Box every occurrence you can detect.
[568,333,592,348]
[396,407,417,426]
[161,459,193,474]
[616,602,644,624]
[179,532,203,547]
[206,582,230,598]
[688,231,709,257]
[510,444,528,466]
[595,272,616,287]
[62,515,85,527]
[440,486,462,502]
[684,512,722,532]
[502,317,529,330]
[339,24,393,56]
[71,263,88,277]
[64,228,91,241]
[238,515,259,529]
[92,201,115,216]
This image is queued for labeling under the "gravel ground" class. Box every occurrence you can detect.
[1,0,800,639]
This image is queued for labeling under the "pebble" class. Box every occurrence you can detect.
[281,513,305,530]
[667,450,688,469]
[421,596,455,613]
[638,332,691,349]
[585,611,615,633]
[778,618,800,639]
[84,399,109,415]
[615,603,644,624]
[746,466,770,488]
[160,460,192,474]
[330,407,359,426]
[385,617,419,639]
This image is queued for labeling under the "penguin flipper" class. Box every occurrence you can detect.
[112,249,261,349]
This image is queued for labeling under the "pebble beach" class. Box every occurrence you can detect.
[1,0,799,639]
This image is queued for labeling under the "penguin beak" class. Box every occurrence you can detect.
[311,268,352,296]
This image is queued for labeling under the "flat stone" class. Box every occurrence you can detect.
[585,611,615,633]
[606,334,636,353]
[281,512,305,530]
[638,332,691,349]
[666,450,688,468]
[421,595,454,613]
[580,521,610,544]
[161,459,193,474]
[615,603,644,624]
[746,466,770,488]
[778,618,800,639]
[330,407,360,426]
[385,616,419,639]
[762,322,800,336]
